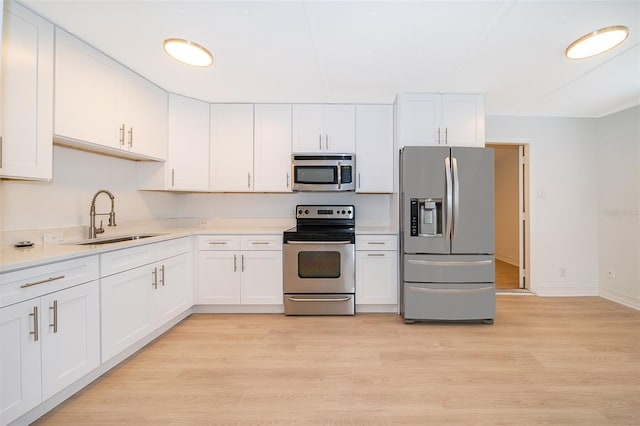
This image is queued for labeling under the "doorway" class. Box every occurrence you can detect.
[487,143,530,291]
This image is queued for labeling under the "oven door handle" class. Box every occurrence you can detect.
[285,241,352,245]
[287,296,352,302]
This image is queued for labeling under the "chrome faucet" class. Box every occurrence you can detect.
[89,189,116,239]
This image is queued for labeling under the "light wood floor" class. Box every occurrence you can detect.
[34,297,640,425]
[495,260,520,290]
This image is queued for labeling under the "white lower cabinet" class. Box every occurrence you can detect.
[0,256,100,425]
[100,238,193,362]
[196,235,283,306]
[356,235,398,310]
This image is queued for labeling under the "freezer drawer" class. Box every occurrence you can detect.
[403,282,495,322]
[403,254,494,283]
[284,294,355,315]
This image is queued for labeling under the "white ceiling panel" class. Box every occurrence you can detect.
[19,0,640,117]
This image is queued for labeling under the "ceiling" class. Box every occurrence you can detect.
[21,0,640,118]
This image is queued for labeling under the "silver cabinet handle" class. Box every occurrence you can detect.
[128,127,134,148]
[119,124,125,146]
[325,134,329,150]
[159,265,165,287]
[241,254,245,272]
[367,242,386,245]
[286,172,290,189]
[20,275,65,289]
[318,134,322,150]
[208,241,228,245]
[49,300,58,333]
[30,306,39,341]
[248,173,251,189]
[251,241,270,245]
[445,127,448,145]
[171,169,175,187]
[358,172,361,189]
[367,253,385,257]
[152,267,158,289]
[437,127,441,145]
[233,254,237,272]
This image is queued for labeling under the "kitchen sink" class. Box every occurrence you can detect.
[69,233,167,245]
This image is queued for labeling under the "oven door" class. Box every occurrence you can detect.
[283,240,355,294]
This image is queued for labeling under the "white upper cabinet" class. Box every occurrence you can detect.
[209,104,254,192]
[254,104,292,192]
[0,2,54,180]
[167,94,210,191]
[396,93,485,147]
[292,104,355,153]
[54,28,167,161]
[355,105,394,193]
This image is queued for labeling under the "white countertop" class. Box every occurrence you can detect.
[1,220,397,273]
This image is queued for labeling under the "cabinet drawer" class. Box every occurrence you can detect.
[197,235,241,251]
[101,244,156,277]
[1,256,99,308]
[156,237,191,260]
[356,234,398,251]
[240,235,282,251]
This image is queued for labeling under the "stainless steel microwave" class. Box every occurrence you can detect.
[291,154,355,192]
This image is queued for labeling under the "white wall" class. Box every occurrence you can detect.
[176,191,394,226]
[492,145,520,266]
[0,146,178,233]
[596,106,640,309]
[486,115,599,296]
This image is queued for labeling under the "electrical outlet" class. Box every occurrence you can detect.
[560,267,567,277]
[607,268,616,279]
[43,231,64,245]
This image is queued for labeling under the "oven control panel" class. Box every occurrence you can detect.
[296,205,354,220]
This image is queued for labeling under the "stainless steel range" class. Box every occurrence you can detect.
[283,205,355,315]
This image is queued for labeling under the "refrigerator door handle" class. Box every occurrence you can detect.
[407,259,493,267]
[445,156,453,240]
[452,156,460,240]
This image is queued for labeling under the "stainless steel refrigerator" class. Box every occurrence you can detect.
[400,146,495,323]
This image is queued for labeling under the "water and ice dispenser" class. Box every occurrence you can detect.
[410,198,443,237]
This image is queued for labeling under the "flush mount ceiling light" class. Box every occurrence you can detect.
[163,38,213,67]
[565,26,629,59]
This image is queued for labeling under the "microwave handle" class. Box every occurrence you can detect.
[337,163,342,186]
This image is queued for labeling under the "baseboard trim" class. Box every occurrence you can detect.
[534,284,599,297]
[599,288,640,311]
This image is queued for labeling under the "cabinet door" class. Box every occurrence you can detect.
[101,266,154,362]
[396,94,441,147]
[54,28,119,150]
[356,251,398,305]
[292,104,325,152]
[167,94,210,191]
[118,71,168,160]
[240,251,283,305]
[196,251,241,304]
[0,2,53,180]
[210,104,254,191]
[0,300,42,424]
[442,94,485,147]
[155,253,193,326]
[254,104,292,192]
[40,281,100,400]
[324,105,355,153]
[355,105,393,193]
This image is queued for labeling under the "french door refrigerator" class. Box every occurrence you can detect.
[400,146,495,323]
